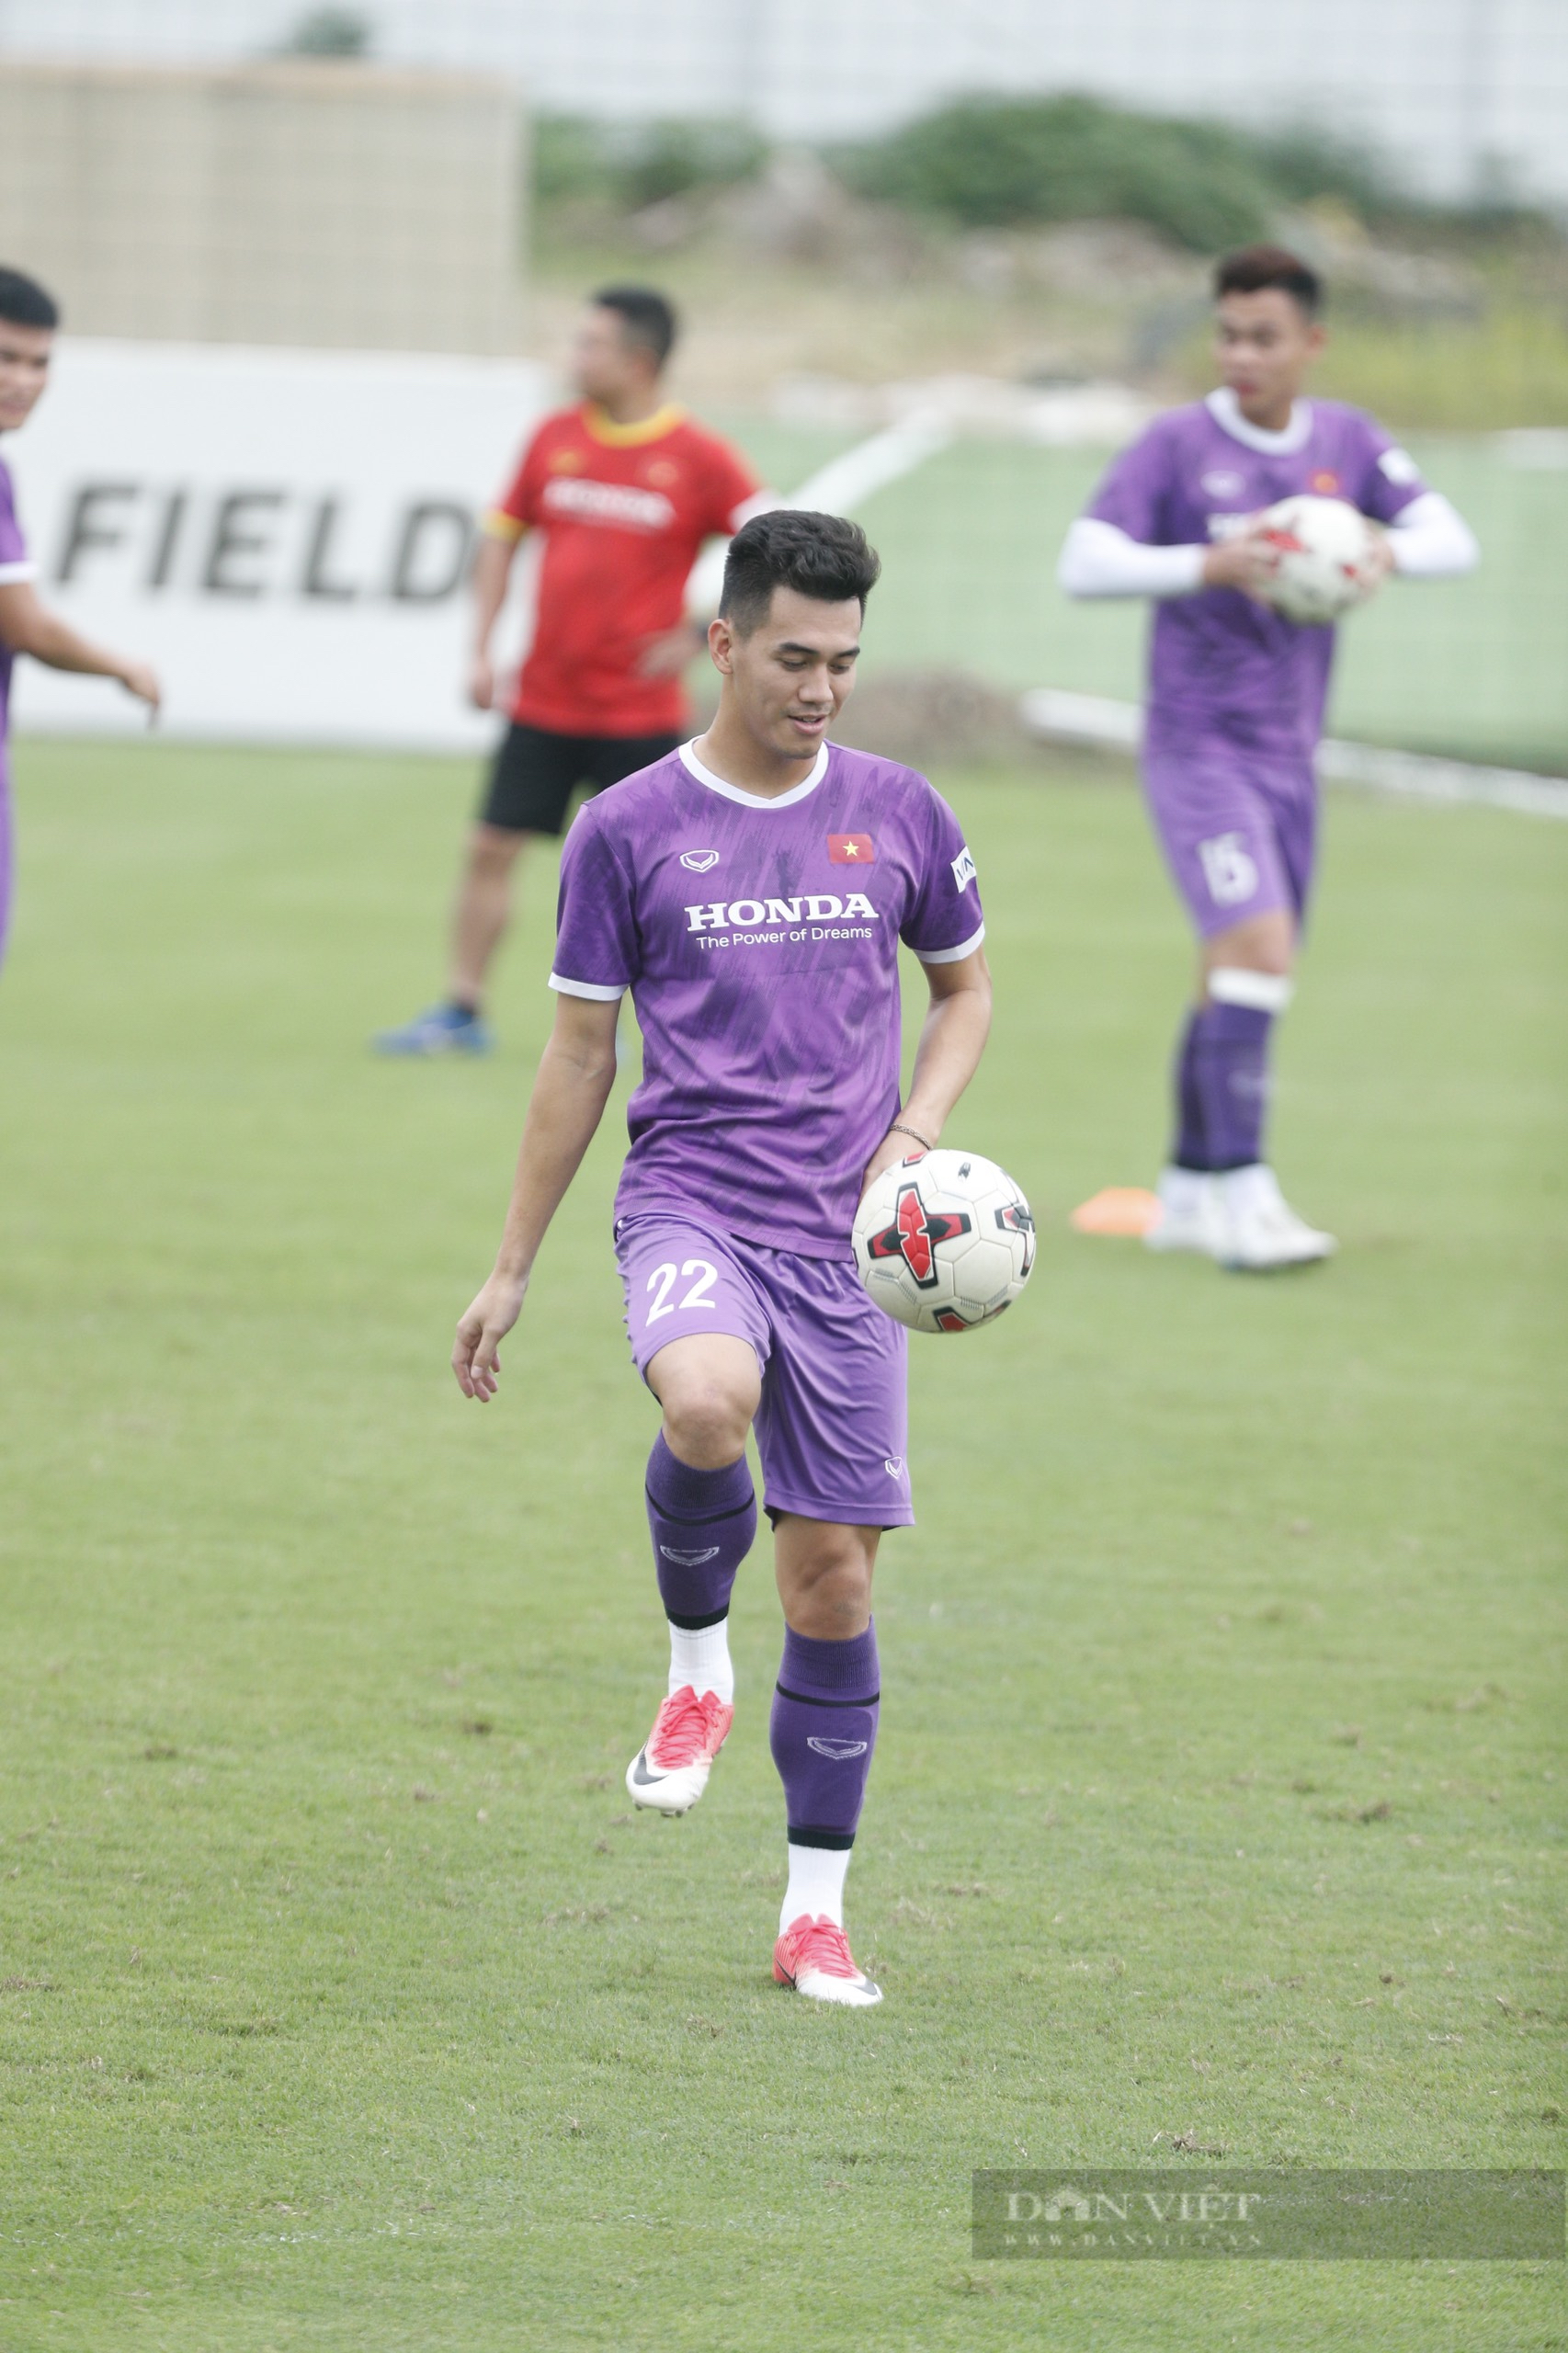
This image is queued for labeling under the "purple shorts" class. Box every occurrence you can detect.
[1142,731,1318,938]
[615,1212,914,1529]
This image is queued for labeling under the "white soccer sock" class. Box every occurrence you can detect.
[667,1616,734,1704]
[780,1841,851,1932]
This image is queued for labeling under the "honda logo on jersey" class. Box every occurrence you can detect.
[685,892,878,930]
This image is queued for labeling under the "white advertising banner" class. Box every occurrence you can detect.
[7,340,553,752]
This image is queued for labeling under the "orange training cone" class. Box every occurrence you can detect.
[1070,1187,1162,1238]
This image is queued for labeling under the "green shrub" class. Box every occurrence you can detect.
[532,116,618,208]
[1249,125,1392,217]
[278,6,371,54]
[533,115,767,215]
[608,118,767,210]
[846,94,1279,249]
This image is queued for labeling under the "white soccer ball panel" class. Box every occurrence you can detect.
[1256,494,1377,625]
[949,1235,1016,1309]
[851,1148,1035,1335]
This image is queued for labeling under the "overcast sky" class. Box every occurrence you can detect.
[3,0,1564,204]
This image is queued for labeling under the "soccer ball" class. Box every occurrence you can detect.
[1255,494,1379,625]
[853,1149,1034,1334]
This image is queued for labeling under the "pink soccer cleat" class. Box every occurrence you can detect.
[625,1685,734,1816]
[772,1913,883,2007]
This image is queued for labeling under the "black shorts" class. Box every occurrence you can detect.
[478,722,682,836]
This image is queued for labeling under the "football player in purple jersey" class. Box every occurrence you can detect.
[0,267,161,976]
[1060,244,1477,1268]
[452,510,992,2006]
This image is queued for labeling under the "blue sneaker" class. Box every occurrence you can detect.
[373,1003,494,1056]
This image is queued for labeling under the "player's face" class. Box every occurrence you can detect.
[1213,290,1324,426]
[715,587,862,761]
[570,306,655,406]
[0,319,52,431]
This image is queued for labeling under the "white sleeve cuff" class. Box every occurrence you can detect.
[914,922,986,966]
[548,972,626,1001]
[1386,490,1480,579]
[1057,517,1206,600]
[0,560,37,583]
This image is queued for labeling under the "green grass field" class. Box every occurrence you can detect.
[1,739,1564,2352]
[717,417,1568,773]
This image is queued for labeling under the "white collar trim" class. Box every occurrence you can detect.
[1206,385,1313,455]
[679,737,829,809]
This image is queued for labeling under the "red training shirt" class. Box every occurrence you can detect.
[484,403,761,738]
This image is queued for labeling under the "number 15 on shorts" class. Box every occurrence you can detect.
[647,1258,720,1323]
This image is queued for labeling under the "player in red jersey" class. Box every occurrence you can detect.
[377,286,767,1054]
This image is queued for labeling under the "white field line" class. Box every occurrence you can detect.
[1019,688,1568,821]
[788,415,953,515]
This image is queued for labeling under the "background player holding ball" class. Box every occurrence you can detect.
[452,509,991,2006]
[1060,244,1480,1269]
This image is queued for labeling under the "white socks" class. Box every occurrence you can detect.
[667,1616,734,1703]
[780,1840,851,1931]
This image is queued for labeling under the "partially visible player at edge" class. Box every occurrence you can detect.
[0,266,161,976]
[377,283,767,1054]
[452,511,991,2006]
[1060,244,1477,1268]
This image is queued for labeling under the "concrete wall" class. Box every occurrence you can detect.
[0,60,527,353]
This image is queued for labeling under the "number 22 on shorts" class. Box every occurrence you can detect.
[646,1259,720,1323]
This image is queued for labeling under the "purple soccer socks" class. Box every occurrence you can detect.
[1173,1007,1210,1170]
[769,1620,881,1853]
[644,1431,756,1630]
[645,1432,757,1708]
[1173,1000,1274,1172]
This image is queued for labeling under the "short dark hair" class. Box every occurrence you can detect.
[720,509,881,637]
[591,284,677,368]
[1214,244,1323,317]
[0,266,60,330]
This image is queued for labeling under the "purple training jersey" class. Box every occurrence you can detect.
[1087,389,1426,757]
[550,737,985,1257]
[0,455,35,961]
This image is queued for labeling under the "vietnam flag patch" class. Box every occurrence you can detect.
[827,833,874,864]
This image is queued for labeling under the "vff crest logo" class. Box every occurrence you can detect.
[952,845,978,892]
[680,848,720,873]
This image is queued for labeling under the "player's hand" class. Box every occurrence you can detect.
[860,1126,928,1200]
[119,659,161,722]
[634,620,705,678]
[452,1268,529,1402]
[468,651,496,710]
[1201,527,1276,600]
[1358,523,1395,598]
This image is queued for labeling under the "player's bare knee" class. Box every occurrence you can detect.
[660,1380,754,1470]
[1202,916,1295,1003]
[783,1560,873,1639]
[777,1524,875,1636]
[469,824,525,876]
